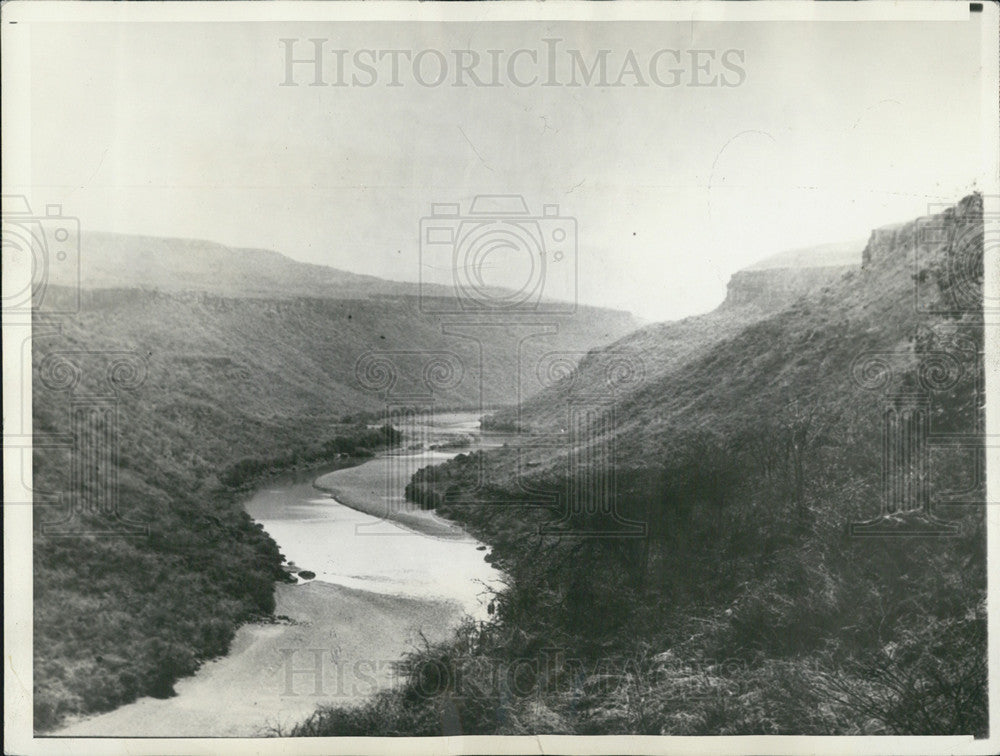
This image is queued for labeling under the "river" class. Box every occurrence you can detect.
[53,412,506,737]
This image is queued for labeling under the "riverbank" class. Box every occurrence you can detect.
[51,581,463,737]
[313,455,472,540]
[49,413,502,736]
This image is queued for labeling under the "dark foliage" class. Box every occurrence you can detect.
[31,332,403,730]
[297,196,987,737]
[219,424,402,489]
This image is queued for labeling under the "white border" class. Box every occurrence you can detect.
[0,0,975,24]
[3,2,998,755]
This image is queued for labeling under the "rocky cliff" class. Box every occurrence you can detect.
[723,265,855,308]
[862,193,983,269]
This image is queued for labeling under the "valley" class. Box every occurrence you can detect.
[30,233,638,731]
[300,195,988,737]
[32,197,987,737]
[53,414,504,737]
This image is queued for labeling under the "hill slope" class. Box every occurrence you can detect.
[487,238,859,433]
[50,231,449,300]
[31,236,640,730]
[303,195,986,737]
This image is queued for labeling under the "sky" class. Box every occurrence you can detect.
[14,16,990,322]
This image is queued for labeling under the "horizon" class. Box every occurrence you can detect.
[15,19,987,321]
[72,206,898,324]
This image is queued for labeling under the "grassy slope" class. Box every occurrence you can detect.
[486,253,855,434]
[31,282,636,730]
[297,195,986,736]
[53,231,456,300]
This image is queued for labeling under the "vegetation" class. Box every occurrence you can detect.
[30,307,407,730]
[296,196,987,736]
[32,275,633,731]
[219,424,402,489]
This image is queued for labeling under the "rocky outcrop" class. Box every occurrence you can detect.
[723,265,854,309]
[862,193,983,269]
[722,238,862,310]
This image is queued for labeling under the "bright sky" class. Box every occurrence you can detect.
[17,17,989,321]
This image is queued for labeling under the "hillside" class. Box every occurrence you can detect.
[486,239,859,433]
[437,194,984,513]
[50,231,451,300]
[31,238,639,730]
[301,195,986,737]
[744,239,863,270]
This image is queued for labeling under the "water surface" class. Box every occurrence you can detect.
[54,411,506,736]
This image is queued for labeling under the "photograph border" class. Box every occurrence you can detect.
[4,2,998,754]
